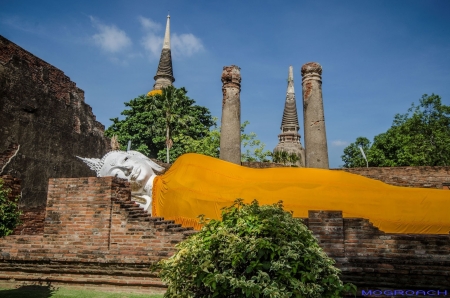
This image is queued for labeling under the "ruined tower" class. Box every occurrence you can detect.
[301,62,329,169]
[152,15,175,91]
[273,66,305,167]
[220,65,241,165]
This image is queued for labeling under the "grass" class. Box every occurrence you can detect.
[0,285,164,298]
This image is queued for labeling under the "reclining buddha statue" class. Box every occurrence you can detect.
[79,151,450,234]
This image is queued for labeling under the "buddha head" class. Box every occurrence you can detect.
[77,150,165,195]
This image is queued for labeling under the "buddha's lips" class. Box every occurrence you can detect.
[130,180,143,192]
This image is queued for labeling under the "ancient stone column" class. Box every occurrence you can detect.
[301,62,329,169]
[220,65,241,164]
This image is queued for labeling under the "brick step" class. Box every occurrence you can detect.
[126,206,144,211]
[128,210,148,217]
[182,230,198,237]
[154,220,176,226]
[168,226,191,233]
[114,195,197,235]
[0,272,167,289]
[119,202,139,208]
[165,223,182,229]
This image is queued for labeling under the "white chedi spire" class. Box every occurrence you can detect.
[287,65,294,95]
[163,14,171,49]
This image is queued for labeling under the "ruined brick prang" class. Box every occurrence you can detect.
[220,65,241,164]
[0,35,111,207]
[301,62,329,169]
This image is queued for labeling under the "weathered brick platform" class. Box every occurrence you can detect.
[0,176,449,295]
[0,177,194,293]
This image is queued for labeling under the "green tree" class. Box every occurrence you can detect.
[178,119,221,158]
[280,151,289,165]
[240,121,272,162]
[288,152,300,167]
[154,199,355,297]
[341,137,371,168]
[105,86,214,163]
[342,94,450,167]
[271,151,282,164]
[179,120,272,162]
[0,179,21,237]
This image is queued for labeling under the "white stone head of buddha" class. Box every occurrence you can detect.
[77,150,164,213]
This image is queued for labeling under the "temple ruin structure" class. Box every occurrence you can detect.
[219,65,241,165]
[301,62,329,169]
[151,15,175,91]
[273,66,305,167]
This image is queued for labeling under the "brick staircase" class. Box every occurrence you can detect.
[112,195,198,237]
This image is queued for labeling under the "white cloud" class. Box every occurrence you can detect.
[141,33,163,58]
[331,140,349,147]
[90,16,131,53]
[172,33,204,57]
[138,16,161,31]
[138,16,204,59]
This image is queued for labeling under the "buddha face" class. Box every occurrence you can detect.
[99,151,162,194]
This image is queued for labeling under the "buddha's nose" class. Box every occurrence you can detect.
[122,166,133,175]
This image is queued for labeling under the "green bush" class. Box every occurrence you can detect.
[154,199,355,297]
[0,178,21,237]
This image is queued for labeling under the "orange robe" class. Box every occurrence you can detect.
[152,153,450,234]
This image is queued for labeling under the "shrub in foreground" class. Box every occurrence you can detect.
[154,199,355,297]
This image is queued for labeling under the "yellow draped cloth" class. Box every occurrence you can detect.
[152,153,450,234]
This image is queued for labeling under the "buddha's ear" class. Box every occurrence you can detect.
[147,159,165,172]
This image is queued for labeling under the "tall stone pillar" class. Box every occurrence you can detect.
[220,65,241,164]
[301,62,329,169]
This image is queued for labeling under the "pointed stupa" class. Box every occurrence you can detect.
[152,14,175,91]
[273,66,305,167]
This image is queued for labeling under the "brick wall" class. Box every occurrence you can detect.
[301,211,450,296]
[1,175,46,235]
[0,144,20,174]
[0,35,110,207]
[0,175,21,202]
[336,166,450,189]
[13,206,46,235]
[0,177,448,294]
[243,162,450,189]
[241,161,288,168]
[0,177,194,292]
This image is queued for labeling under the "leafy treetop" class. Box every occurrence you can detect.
[341,94,450,167]
[105,86,214,163]
[106,87,272,163]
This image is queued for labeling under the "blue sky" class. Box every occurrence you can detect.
[1,0,449,168]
